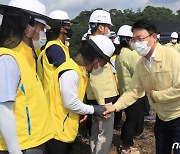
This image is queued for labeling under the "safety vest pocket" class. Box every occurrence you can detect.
[26,107,31,135]
[62,113,69,132]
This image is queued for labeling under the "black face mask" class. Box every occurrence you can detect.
[114,45,121,55]
[64,28,73,38]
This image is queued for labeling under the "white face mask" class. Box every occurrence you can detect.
[105,29,111,38]
[133,40,151,56]
[33,31,47,49]
[171,39,177,44]
[91,63,104,76]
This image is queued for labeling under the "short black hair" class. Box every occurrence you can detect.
[89,23,108,34]
[46,28,60,41]
[79,39,102,65]
[118,36,131,52]
[132,19,157,35]
[0,8,32,48]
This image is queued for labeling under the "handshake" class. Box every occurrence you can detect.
[92,105,116,118]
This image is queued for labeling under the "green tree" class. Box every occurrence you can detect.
[142,6,176,21]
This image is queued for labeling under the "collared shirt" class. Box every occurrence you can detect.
[144,47,156,73]
[114,43,180,121]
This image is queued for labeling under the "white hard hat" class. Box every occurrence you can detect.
[109,31,116,38]
[82,33,87,41]
[82,29,91,41]
[90,35,115,61]
[171,32,178,39]
[0,0,59,29]
[117,25,133,37]
[49,10,71,24]
[87,29,92,35]
[89,10,113,25]
[157,34,160,39]
[114,36,120,45]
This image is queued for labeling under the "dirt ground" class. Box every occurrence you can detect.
[72,118,155,154]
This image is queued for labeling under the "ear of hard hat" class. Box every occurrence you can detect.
[0,0,60,29]
[117,25,133,37]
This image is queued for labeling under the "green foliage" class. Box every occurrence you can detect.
[141,6,176,21]
[70,6,180,51]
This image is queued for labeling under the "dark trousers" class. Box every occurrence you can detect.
[0,143,48,154]
[154,116,180,154]
[46,139,74,154]
[144,95,151,116]
[121,96,145,146]
[114,110,122,126]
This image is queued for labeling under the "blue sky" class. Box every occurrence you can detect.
[0,0,180,19]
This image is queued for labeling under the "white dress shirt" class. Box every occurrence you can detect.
[144,48,157,73]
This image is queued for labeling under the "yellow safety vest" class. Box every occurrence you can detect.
[34,48,41,57]
[37,38,70,92]
[0,42,53,150]
[48,58,88,143]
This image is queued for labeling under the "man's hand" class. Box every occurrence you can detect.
[149,90,156,103]
[93,105,107,118]
[79,115,88,123]
[103,105,116,115]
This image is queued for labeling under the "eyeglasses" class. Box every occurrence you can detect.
[130,34,152,43]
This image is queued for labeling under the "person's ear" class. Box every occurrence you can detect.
[151,33,157,40]
[98,25,104,32]
[60,27,65,33]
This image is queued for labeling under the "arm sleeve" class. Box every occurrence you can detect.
[153,53,180,103]
[114,63,145,111]
[0,101,22,154]
[46,45,66,67]
[0,55,20,102]
[59,70,94,115]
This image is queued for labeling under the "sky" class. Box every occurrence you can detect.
[0,0,180,19]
